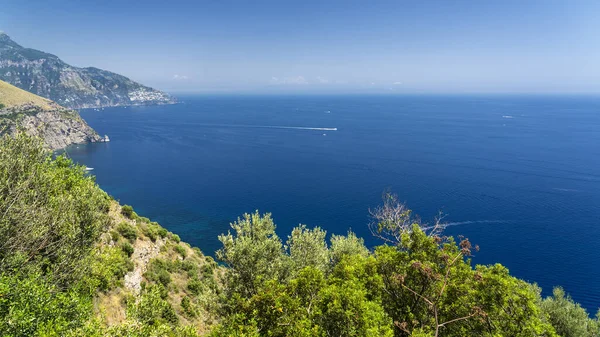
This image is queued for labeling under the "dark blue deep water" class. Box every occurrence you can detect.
[69,95,600,312]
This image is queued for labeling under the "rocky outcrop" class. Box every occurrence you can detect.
[0,103,101,150]
[124,237,166,294]
[0,33,176,109]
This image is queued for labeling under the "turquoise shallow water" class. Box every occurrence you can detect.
[68,95,600,313]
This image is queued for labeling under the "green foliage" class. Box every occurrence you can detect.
[141,222,168,242]
[0,103,5,109]
[213,211,567,337]
[121,241,135,257]
[181,296,197,318]
[200,263,214,279]
[88,246,134,292]
[374,226,555,336]
[541,287,600,337]
[1,136,598,337]
[157,226,169,238]
[175,244,187,258]
[217,211,287,298]
[121,205,135,219]
[0,272,91,336]
[110,230,120,242]
[187,278,204,296]
[142,224,158,242]
[0,133,110,286]
[286,224,329,275]
[128,284,178,326]
[329,230,369,265]
[145,258,172,287]
[117,221,137,242]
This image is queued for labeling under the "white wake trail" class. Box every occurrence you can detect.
[443,220,508,228]
[263,126,338,131]
[191,123,338,131]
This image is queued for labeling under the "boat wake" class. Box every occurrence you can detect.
[443,220,509,228]
[191,123,338,131]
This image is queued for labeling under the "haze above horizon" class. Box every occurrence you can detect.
[2,0,599,94]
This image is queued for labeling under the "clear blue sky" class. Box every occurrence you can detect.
[1,0,599,94]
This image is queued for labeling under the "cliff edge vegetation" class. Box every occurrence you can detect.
[0,133,599,337]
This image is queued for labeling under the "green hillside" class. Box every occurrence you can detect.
[0,133,598,336]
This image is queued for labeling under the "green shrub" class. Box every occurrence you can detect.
[142,225,158,242]
[0,273,92,336]
[121,242,134,257]
[200,263,213,279]
[181,297,197,318]
[170,233,181,243]
[179,260,198,274]
[116,222,137,242]
[144,259,172,287]
[138,216,151,224]
[89,246,134,291]
[541,287,600,337]
[0,134,110,286]
[192,247,203,256]
[121,205,134,219]
[205,255,216,267]
[157,226,168,238]
[174,245,187,258]
[129,285,178,326]
[187,278,204,296]
[110,230,120,242]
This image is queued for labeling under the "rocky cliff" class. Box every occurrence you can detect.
[0,32,175,109]
[0,80,101,150]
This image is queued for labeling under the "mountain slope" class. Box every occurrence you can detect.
[0,79,101,149]
[0,33,175,109]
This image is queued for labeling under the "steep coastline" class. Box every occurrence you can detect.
[0,32,175,109]
[0,80,101,150]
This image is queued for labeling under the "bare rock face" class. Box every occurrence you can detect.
[124,237,166,294]
[0,103,101,150]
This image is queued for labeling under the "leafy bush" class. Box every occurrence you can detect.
[0,273,91,336]
[142,224,158,242]
[121,205,134,219]
[128,285,178,326]
[174,244,187,258]
[121,242,134,257]
[213,210,560,337]
[187,278,204,296]
[144,259,172,287]
[170,233,181,243]
[116,222,137,242]
[181,297,197,318]
[0,134,110,286]
[541,287,600,337]
[192,247,203,256]
[88,246,134,291]
[156,225,168,238]
[109,230,120,242]
[200,263,214,279]
[138,216,151,224]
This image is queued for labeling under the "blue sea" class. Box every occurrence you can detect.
[69,95,600,312]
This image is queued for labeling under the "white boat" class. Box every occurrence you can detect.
[85,167,94,171]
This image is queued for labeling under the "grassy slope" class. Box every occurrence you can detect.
[0,80,55,110]
[95,201,222,334]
